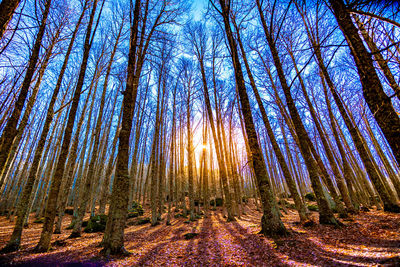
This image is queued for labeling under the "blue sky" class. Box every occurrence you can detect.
[191,0,208,21]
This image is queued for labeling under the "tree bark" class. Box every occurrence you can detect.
[101,0,141,255]
[34,0,99,252]
[218,0,287,236]
[0,0,21,40]
[0,0,51,186]
[0,4,83,250]
[232,18,309,223]
[256,0,338,225]
[329,0,400,176]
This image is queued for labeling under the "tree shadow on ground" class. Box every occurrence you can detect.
[195,212,223,265]
[0,209,398,266]
[229,212,400,266]
[0,245,107,267]
[215,213,285,266]
[134,222,190,266]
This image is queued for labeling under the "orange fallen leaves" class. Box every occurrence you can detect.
[0,206,399,266]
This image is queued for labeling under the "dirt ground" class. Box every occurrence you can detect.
[0,205,399,266]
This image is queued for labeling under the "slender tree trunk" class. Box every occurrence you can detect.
[289,50,354,215]
[0,0,51,186]
[0,0,21,40]
[186,89,195,221]
[54,80,99,233]
[198,43,234,221]
[311,19,400,212]
[166,80,177,225]
[218,0,287,236]
[70,22,121,237]
[256,0,338,225]
[232,18,309,223]
[101,0,141,255]
[329,0,400,174]
[34,0,100,252]
[98,115,121,215]
[321,75,360,211]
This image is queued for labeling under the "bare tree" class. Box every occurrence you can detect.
[0,0,21,40]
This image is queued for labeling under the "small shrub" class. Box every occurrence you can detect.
[33,217,44,223]
[174,213,187,218]
[129,201,144,215]
[84,214,107,233]
[305,192,316,202]
[64,208,74,215]
[136,218,150,225]
[210,198,223,207]
[183,233,198,239]
[307,204,319,211]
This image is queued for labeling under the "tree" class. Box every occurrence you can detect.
[70,10,125,238]
[231,13,310,223]
[329,0,400,178]
[34,0,101,252]
[101,0,141,255]
[214,0,288,236]
[0,0,52,186]
[0,0,21,40]
[185,22,235,221]
[255,0,339,225]
[0,0,85,252]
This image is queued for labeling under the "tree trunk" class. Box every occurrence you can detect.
[232,18,309,223]
[0,0,51,186]
[218,0,287,236]
[0,0,21,40]
[329,0,400,177]
[34,0,100,252]
[256,0,338,225]
[0,9,84,249]
[101,0,141,255]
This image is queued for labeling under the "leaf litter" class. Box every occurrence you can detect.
[0,205,399,266]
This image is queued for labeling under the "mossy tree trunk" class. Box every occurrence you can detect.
[0,0,51,187]
[217,0,287,236]
[0,0,21,40]
[329,0,400,182]
[34,0,100,252]
[256,0,338,225]
[101,0,141,255]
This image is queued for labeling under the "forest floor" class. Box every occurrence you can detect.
[0,204,399,266]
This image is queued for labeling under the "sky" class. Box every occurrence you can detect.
[191,0,208,21]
